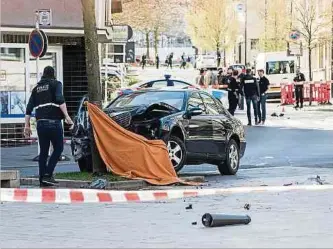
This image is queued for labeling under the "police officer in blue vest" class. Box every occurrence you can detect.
[24,66,74,187]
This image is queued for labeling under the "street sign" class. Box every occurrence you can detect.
[289,30,301,41]
[36,9,52,26]
[287,42,303,56]
[29,29,48,58]
[112,25,133,42]
[236,3,244,12]
[29,29,45,58]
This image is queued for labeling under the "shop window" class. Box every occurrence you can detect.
[0,47,26,117]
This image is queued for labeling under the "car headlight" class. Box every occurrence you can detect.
[161,123,170,131]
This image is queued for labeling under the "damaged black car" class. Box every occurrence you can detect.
[71,89,246,175]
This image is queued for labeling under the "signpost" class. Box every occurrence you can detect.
[287,30,302,67]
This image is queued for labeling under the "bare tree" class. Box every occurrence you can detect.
[295,0,331,81]
[186,0,237,65]
[258,0,290,52]
[81,0,106,173]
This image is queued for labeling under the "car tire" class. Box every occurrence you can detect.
[218,139,240,175]
[166,135,186,173]
[78,155,93,173]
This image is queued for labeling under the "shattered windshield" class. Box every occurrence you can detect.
[110,91,185,110]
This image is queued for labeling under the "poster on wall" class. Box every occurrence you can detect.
[0,91,9,116]
[10,92,26,115]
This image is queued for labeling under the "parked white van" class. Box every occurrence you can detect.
[256,52,297,98]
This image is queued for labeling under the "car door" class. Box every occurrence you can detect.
[185,92,214,155]
[199,92,228,157]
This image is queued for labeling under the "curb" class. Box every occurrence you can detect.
[2,184,333,204]
[20,176,205,190]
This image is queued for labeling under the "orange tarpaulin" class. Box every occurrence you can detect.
[87,102,186,185]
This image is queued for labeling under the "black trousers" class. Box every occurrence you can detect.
[37,120,64,182]
[295,86,304,107]
[228,97,238,116]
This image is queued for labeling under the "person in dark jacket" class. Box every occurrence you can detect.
[227,70,240,115]
[167,53,173,69]
[237,69,246,110]
[257,69,270,125]
[24,66,74,187]
[180,53,186,69]
[155,54,160,69]
[241,68,260,125]
[141,54,147,69]
[294,68,305,108]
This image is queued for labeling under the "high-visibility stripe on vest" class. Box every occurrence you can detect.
[35,103,60,110]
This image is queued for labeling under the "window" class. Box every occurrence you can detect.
[251,39,259,50]
[266,61,295,75]
[200,93,220,115]
[187,92,205,112]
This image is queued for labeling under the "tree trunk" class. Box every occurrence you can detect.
[223,48,227,67]
[154,28,159,57]
[145,31,150,58]
[81,0,106,173]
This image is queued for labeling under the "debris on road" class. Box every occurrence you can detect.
[202,213,251,227]
[244,203,251,210]
[283,183,293,186]
[186,204,193,210]
[192,222,197,225]
[89,179,107,189]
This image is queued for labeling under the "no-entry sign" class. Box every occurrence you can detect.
[29,29,47,58]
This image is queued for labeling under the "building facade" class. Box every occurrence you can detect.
[0,0,123,144]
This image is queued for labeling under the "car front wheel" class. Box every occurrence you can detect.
[217,139,240,175]
[167,135,186,172]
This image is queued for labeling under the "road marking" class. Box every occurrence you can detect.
[1,185,333,204]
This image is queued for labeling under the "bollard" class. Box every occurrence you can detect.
[202,213,251,227]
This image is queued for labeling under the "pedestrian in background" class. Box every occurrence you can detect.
[24,66,74,187]
[294,68,305,109]
[227,70,240,115]
[155,54,160,69]
[141,54,147,69]
[167,52,173,69]
[180,52,186,69]
[257,69,270,125]
[241,68,260,126]
[196,69,206,87]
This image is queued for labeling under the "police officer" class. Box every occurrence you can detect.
[241,68,260,126]
[227,70,240,115]
[257,69,270,125]
[294,68,305,108]
[24,66,74,187]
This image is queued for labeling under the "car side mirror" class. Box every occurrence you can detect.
[187,107,203,117]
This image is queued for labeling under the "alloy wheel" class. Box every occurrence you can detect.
[229,144,239,170]
[167,140,183,168]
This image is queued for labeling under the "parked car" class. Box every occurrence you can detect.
[71,89,246,175]
[228,64,246,73]
[116,75,199,96]
[196,54,217,70]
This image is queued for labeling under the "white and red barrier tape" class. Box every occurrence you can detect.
[1,138,71,144]
[1,184,333,204]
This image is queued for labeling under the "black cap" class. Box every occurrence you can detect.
[42,66,55,79]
